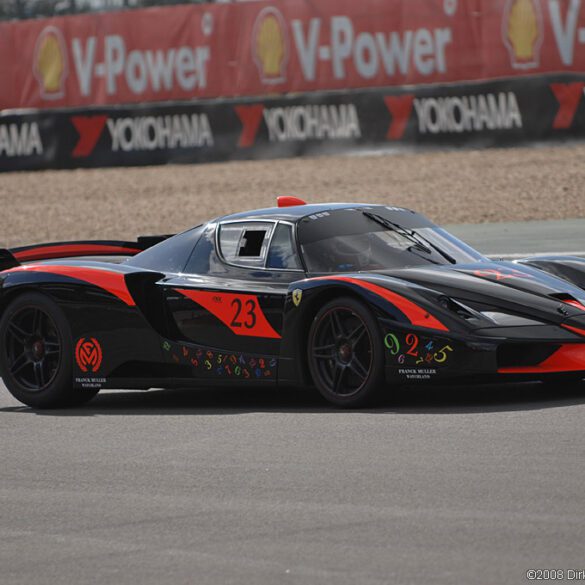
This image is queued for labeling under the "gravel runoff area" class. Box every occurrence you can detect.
[0,143,582,248]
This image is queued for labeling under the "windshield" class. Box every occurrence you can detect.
[298,208,485,273]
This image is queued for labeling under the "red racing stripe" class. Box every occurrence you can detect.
[312,276,449,332]
[177,289,281,339]
[561,324,585,337]
[13,244,141,262]
[498,344,585,373]
[5,265,135,306]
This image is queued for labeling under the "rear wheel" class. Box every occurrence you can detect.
[0,292,98,408]
[307,297,385,407]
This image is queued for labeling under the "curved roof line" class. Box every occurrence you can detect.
[218,202,414,223]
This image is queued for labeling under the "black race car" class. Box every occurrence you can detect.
[2,197,585,409]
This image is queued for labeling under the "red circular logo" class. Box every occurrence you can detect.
[75,338,103,373]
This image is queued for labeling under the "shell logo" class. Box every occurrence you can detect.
[33,25,68,100]
[502,0,543,69]
[252,6,289,84]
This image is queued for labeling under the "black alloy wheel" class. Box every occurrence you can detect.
[0,292,98,409]
[308,297,385,407]
[4,306,61,391]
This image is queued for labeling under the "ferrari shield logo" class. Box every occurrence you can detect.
[292,289,302,307]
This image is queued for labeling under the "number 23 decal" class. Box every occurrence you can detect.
[231,298,257,329]
[176,289,281,339]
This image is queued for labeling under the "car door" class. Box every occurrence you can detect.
[161,220,304,362]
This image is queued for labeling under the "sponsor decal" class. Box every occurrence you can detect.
[502,0,543,69]
[234,105,265,148]
[253,6,289,84]
[385,92,523,140]
[70,113,213,157]
[550,82,585,129]
[235,103,360,147]
[264,104,360,142]
[292,289,303,307]
[107,114,213,152]
[75,337,103,373]
[290,16,452,82]
[548,0,585,67]
[71,115,108,158]
[384,331,454,368]
[8,0,585,114]
[34,25,69,100]
[384,95,415,140]
[413,92,522,134]
[75,376,106,389]
[0,123,43,158]
[398,368,437,380]
[72,34,211,98]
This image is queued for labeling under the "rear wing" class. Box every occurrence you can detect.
[0,235,172,270]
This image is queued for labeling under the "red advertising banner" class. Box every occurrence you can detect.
[1,0,585,111]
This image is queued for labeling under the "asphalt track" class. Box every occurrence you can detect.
[2,220,585,585]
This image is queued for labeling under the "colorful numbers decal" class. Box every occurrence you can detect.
[433,345,453,364]
[384,333,400,355]
[384,331,455,368]
[406,334,419,357]
[162,339,277,380]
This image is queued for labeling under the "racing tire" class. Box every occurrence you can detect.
[308,297,385,407]
[0,292,99,409]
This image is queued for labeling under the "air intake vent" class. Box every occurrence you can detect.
[497,343,561,368]
[549,292,585,312]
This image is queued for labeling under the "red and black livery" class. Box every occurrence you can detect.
[2,200,585,408]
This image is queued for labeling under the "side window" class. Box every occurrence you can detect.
[218,222,273,267]
[267,224,303,270]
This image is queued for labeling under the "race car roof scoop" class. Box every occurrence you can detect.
[277,196,307,207]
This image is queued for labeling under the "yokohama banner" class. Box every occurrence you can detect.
[4,0,585,111]
[3,75,585,172]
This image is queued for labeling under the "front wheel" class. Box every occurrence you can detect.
[307,297,386,407]
[0,292,98,409]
